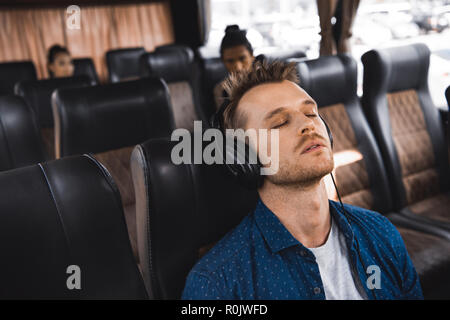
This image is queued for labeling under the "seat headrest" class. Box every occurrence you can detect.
[296,54,357,107]
[131,138,258,299]
[14,76,91,128]
[0,155,147,299]
[106,47,146,83]
[73,58,99,85]
[264,49,307,61]
[140,46,194,83]
[53,77,175,157]
[155,44,194,57]
[0,95,46,171]
[0,61,37,95]
[361,43,430,94]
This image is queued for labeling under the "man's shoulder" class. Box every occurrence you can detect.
[340,202,388,224]
[338,201,403,246]
[337,202,423,299]
[182,214,258,299]
[189,213,257,277]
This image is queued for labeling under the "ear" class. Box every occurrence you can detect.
[48,62,55,73]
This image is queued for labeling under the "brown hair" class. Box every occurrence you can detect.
[222,60,299,129]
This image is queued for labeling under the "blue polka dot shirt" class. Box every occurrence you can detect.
[181,199,423,300]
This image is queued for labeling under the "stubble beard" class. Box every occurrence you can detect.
[264,154,335,189]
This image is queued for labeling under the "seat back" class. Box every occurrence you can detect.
[106,47,146,83]
[14,76,92,158]
[0,95,46,171]
[362,43,450,210]
[73,58,99,85]
[15,76,91,128]
[296,54,392,213]
[53,77,175,260]
[0,61,37,95]
[0,155,147,299]
[140,45,201,131]
[130,138,258,299]
[198,55,228,121]
[53,77,174,158]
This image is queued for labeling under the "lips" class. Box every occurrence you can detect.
[301,140,325,154]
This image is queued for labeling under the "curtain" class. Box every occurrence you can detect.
[337,0,360,54]
[316,0,360,56]
[0,1,174,82]
[317,0,338,56]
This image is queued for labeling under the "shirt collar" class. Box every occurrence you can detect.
[254,198,355,254]
[329,200,356,251]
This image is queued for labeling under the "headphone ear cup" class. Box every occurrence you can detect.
[211,103,262,189]
[224,135,262,189]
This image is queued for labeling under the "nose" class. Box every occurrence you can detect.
[233,61,244,72]
[297,114,315,136]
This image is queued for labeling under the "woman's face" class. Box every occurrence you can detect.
[222,45,255,74]
[49,52,74,78]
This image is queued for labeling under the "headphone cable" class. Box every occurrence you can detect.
[330,172,377,300]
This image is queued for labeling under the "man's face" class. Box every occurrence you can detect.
[222,45,254,73]
[239,80,334,186]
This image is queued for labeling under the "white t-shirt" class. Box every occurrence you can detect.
[308,217,367,300]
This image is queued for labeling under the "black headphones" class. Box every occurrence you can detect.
[210,100,334,189]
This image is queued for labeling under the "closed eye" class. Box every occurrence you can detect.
[306,114,317,118]
[272,121,287,129]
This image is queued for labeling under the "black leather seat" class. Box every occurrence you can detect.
[106,47,146,83]
[446,86,450,155]
[130,138,258,299]
[140,45,203,131]
[155,44,191,53]
[297,54,391,213]
[52,77,175,262]
[0,154,147,299]
[446,86,450,108]
[0,61,37,95]
[269,48,306,61]
[73,58,99,85]
[361,44,450,232]
[0,95,46,171]
[198,55,228,124]
[14,76,92,159]
[257,48,307,63]
[296,54,450,298]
